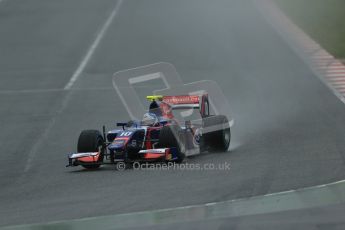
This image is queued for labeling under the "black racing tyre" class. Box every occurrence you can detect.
[201,115,231,152]
[159,125,185,163]
[77,130,104,169]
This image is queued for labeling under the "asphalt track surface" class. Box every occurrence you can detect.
[1,0,345,227]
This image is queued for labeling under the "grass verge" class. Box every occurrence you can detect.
[275,0,345,60]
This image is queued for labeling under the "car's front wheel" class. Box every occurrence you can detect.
[159,125,185,163]
[77,130,104,169]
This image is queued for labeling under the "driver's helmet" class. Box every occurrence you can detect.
[142,113,158,126]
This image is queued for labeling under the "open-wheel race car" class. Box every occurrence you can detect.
[66,94,231,169]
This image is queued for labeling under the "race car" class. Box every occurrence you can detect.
[66,94,231,169]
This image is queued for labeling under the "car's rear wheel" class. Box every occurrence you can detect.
[77,130,104,169]
[200,115,231,152]
[159,125,185,163]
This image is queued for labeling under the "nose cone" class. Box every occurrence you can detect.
[108,139,127,151]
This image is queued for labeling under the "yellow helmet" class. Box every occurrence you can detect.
[146,95,163,101]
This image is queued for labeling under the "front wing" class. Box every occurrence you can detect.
[66,148,179,167]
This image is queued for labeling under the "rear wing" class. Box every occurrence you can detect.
[162,95,200,105]
[146,94,210,117]
[146,95,203,105]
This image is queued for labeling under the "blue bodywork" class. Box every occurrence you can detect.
[105,118,178,160]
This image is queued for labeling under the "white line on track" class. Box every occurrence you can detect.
[330,81,345,86]
[326,69,345,73]
[314,55,333,58]
[334,86,345,90]
[326,75,345,78]
[63,0,123,90]
[327,78,345,82]
[0,87,115,95]
[23,0,123,173]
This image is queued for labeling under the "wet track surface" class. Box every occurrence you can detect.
[1,0,345,226]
